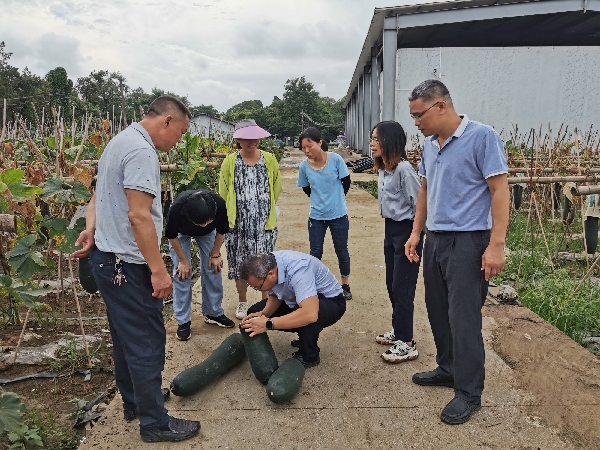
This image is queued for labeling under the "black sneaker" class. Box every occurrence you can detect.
[204,314,235,328]
[342,284,352,300]
[292,351,320,368]
[176,321,191,341]
[140,416,201,443]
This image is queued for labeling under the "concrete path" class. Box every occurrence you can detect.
[81,154,572,449]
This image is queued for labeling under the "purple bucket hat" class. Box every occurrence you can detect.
[233,119,271,139]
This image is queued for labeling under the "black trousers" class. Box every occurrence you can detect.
[89,248,169,429]
[384,219,423,342]
[423,230,490,401]
[248,293,346,361]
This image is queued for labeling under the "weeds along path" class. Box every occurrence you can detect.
[80,151,591,449]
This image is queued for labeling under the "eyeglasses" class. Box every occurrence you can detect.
[410,101,444,121]
[369,137,381,144]
[248,276,266,292]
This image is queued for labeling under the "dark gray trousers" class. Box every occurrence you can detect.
[89,248,169,429]
[423,230,490,401]
[248,293,346,361]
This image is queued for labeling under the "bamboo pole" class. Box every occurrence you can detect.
[14,115,49,170]
[11,308,31,365]
[570,185,600,196]
[73,113,93,165]
[532,192,555,271]
[574,253,600,292]
[508,168,600,174]
[508,176,599,184]
[67,255,92,368]
[1,98,6,147]
[516,192,535,290]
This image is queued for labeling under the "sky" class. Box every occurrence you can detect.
[1,0,423,112]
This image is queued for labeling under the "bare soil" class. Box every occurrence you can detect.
[484,303,600,449]
[0,291,116,449]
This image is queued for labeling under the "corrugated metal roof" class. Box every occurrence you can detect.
[344,0,596,106]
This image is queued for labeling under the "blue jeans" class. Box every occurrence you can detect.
[169,231,224,324]
[88,248,169,429]
[308,215,350,278]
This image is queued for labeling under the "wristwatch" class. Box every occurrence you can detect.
[266,318,274,330]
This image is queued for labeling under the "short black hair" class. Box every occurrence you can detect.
[299,127,322,146]
[147,95,192,120]
[321,141,328,152]
[372,121,407,171]
[183,191,217,225]
[239,253,277,281]
[408,79,450,103]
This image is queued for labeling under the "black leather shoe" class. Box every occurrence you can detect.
[290,338,300,347]
[123,389,171,422]
[412,369,454,387]
[140,417,201,443]
[124,409,137,422]
[440,397,481,425]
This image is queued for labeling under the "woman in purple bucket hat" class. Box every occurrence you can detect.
[218,119,282,319]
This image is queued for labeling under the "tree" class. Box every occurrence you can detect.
[278,76,321,137]
[189,104,220,117]
[45,67,76,123]
[223,100,265,125]
[76,70,122,118]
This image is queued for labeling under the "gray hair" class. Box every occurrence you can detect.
[239,253,277,280]
[408,79,450,103]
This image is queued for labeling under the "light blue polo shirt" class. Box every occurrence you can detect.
[418,115,507,232]
[297,152,350,220]
[268,250,343,309]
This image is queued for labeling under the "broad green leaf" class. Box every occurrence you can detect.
[71,182,91,203]
[0,274,12,288]
[13,285,51,308]
[41,177,65,200]
[0,168,25,186]
[54,228,82,253]
[43,217,69,231]
[8,253,46,279]
[46,136,56,148]
[6,184,43,202]
[0,391,25,434]
[0,181,7,193]
[7,235,46,279]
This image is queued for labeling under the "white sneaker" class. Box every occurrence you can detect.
[235,302,248,320]
[381,340,419,363]
[375,330,396,345]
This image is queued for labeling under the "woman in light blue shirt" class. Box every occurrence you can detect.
[371,121,423,364]
[297,127,352,300]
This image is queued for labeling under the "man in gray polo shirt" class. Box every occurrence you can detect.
[404,80,509,425]
[239,251,346,368]
[72,96,200,443]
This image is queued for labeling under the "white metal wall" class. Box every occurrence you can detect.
[188,115,234,138]
[395,46,600,141]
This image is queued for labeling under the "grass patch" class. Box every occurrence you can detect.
[355,180,378,198]
[499,203,600,348]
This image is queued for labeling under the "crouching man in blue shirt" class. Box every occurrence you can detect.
[240,251,346,368]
